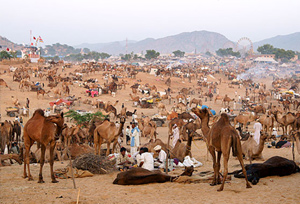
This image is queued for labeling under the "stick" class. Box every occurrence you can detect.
[292,139,295,162]
[76,188,80,204]
[68,147,76,189]
[166,134,170,175]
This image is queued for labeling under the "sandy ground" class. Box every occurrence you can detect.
[0,63,300,204]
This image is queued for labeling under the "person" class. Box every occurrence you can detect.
[20,116,23,128]
[15,115,20,122]
[275,137,291,148]
[130,122,140,156]
[125,126,130,145]
[171,124,180,148]
[253,119,262,144]
[116,147,132,171]
[153,145,167,169]
[272,128,279,138]
[26,98,30,109]
[139,147,154,171]
[11,142,19,154]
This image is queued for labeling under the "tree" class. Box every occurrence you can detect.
[216,48,241,57]
[257,44,276,54]
[205,51,212,56]
[122,54,132,61]
[173,50,185,57]
[145,50,160,60]
[274,49,295,62]
[0,51,12,60]
[64,110,106,126]
[9,51,17,58]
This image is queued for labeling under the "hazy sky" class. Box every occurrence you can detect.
[1,0,299,46]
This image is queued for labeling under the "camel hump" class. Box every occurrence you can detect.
[33,109,45,117]
[220,113,230,124]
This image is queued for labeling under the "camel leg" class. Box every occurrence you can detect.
[38,144,46,183]
[218,151,229,191]
[112,140,118,154]
[209,147,218,186]
[106,142,111,156]
[24,139,34,180]
[50,141,58,183]
[237,153,252,189]
[216,151,222,184]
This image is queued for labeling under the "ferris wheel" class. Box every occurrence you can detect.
[236,37,253,55]
[222,41,236,50]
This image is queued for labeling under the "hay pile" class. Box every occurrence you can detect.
[72,153,116,174]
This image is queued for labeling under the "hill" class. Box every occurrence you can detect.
[75,31,234,55]
[0,36,24,51]
[253,32,300,52]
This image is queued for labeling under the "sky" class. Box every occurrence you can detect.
[1,0,299,46]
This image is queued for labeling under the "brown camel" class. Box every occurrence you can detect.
[0,121,12,154]
[259,114,274,136]
[214,95,223,103]
[190,98,202,107]
[168,118,187,136]
[192,108,251,191]
[176,102,187,113]
[23,109,64,183]
[234,112,257,130]
[242,132,268,164]
[0,78,12,90]
[291,131,300,161]
[37,89,51,99]
[273,111,296,136]
[248,105,266,114]
[182,118,201,141]
[165,77,171,87]
[94,117,125,156]
[129,94,140,102]
[223,95,233,106]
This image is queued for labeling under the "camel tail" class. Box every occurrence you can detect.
[231,132,238,157]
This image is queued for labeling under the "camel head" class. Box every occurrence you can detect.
[46,112,64,134]
[119,116,126,124]
[191,107,209,120]
[260,132,269,141]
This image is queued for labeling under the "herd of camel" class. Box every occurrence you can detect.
[1,60,300,191]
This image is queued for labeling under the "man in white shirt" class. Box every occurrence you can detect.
[253,119,262,144]
[153,145,167,169]
[139,147,154,171]
[171,124,180,148]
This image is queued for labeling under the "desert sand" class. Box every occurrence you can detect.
[0,63,299,204]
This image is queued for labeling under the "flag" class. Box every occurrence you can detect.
[39,36,44,43]
[33,36,36,40]
[6,48,10,51]
[31,43,33,46]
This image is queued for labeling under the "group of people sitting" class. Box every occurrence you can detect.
[116,145,167,172]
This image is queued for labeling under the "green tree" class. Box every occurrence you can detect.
[173,50,185,57]
[205,51,212,56]
[64,110,106,126]
[274,49,295,62]
[9,51,17,58]
[122,54,132,61]
[257,44,276,54]
[216,48,240,57]
[0,51,12,60]
[145,50,160,60]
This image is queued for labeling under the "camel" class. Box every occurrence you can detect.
[182,118,201,141]
[223,95,233,106]
[248,105,266,114]
[176,94,186,103]
[291,131,300,161]
[23,109,64,183]
[190,98,202,107]
[168,118,187,136]
[176,102,187,113]
[259,114,274,136]
[234,112,257,130]
[192,108,251,191]
[129,94,140,102]
[94,117,126,156]
[37,89,51,99]
[53,88,62,98]
[293,100,300,110]
[165,77,171,87]
[0,78,12,90]
[12,121,21,145]
[242,132,268,164]
[214,95,223,103]
[136,119,157,140]
[0,122,10,154]
[273,111,296,136]
[156,102,166,110]
[167,111,178,120]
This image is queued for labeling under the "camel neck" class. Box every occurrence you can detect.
[201,117,210,137]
